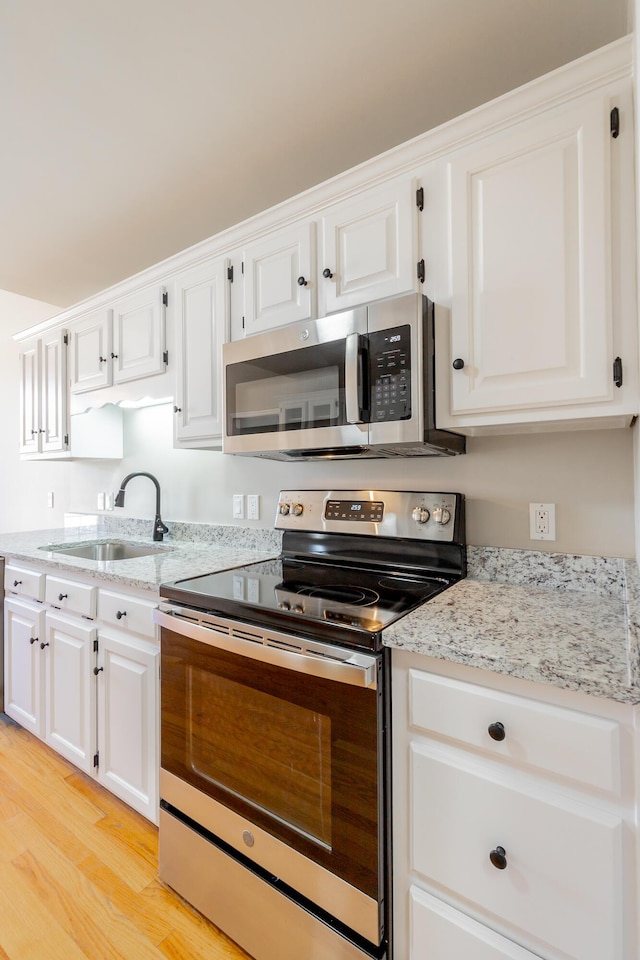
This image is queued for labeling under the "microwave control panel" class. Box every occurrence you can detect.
[368,324,411,423]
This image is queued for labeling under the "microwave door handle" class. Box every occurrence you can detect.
[345,333,364,424]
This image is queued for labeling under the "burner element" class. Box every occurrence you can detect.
[297,584,380,606]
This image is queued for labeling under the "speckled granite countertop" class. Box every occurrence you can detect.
[385,546,640,705]
[0,516,282,591]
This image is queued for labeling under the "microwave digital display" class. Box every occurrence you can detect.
[368,325,411,422]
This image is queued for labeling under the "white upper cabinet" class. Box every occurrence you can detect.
[19,329,69,458]
[318,176,418,315]
[173,257,229,447]
[240,223,315,337]
[434,82,637,432]
[70,284,167,393]
[232,176,419,338]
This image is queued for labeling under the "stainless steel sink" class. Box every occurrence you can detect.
[39,539,172,561]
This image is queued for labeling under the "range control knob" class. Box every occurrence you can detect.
[411,506,430,524]
[432,507,451,525]
[278,502,290,516]
[290,503,304,517]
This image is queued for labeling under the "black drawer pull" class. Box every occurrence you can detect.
[116,610,127,620]
[489,846,507,870]
[488,721,506,741]
[58,593,68,601]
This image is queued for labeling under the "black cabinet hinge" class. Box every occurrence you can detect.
[613,356,623,388]
[416,187,424,211]
[417,259,425,284]
[93,752,99,769]
[610,107,620,139]
[163,350,169,365]
[63,333,69,345]
[63,434,69,447]
[227,265,234,282]
[93,639,99,653]
[242,316,245,329]
[241,261,244,275]
[162,290,169,307]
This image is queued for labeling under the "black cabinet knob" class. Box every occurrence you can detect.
[488,721,506,741]
[173,405,181,414]
[297,276,308,286]
[489,846,507,870]
[111,352,118,359]
[322,268,333,279]
[30,637,38,645]
[93,666,104,676]
[58,593,68,601]
[99,356,107,363]
[13,580,22,587]
[116,610,127,620]
[452,358,465,370]
[40,641,49,650]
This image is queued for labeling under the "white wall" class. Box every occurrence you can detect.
[1,291,635,558]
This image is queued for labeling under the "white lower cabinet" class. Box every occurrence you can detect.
[4,566,159,824]
[95,629,158,820]
[392,651,637,960]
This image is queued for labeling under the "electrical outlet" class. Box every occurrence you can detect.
[232,494,245,520]
[529,502,556,541]
[247,495,260,520]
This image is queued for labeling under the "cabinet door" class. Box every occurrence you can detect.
[18,338,41,455]
[70,308,112,393]
[4,598,45,737]
[44,612,96,773]
[447,96,613,417]
[40,328,68,454]
[174,259,228,445]
[242,222,315,336]
[96,630,159,822]
[112,285,166,384]
[319,176,417,315]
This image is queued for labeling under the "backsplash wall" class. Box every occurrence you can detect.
[2,293,636,558]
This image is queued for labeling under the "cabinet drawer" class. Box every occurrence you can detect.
[410,887,538,960]
[45,576,96,618]
[411,742,623,960]
[409,670,621,794]
[5,564,45,602]
[98,589,157,638]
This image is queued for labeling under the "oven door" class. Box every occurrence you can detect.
[223,309,370,456]
[156,607,386,945]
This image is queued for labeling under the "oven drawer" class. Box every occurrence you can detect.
[410,741,623,960]
[408,669,621,795]
[45,575,96,618]
[5,563,45,602]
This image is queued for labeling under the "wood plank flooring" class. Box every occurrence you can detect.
[0,714,251,960]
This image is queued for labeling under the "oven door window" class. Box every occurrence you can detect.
[225,340,347,436]
[161,627,382,899]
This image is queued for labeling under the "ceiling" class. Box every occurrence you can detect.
[0,0,630,308]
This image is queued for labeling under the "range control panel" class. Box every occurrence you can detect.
[275,489,463,543]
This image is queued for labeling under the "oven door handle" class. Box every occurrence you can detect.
[154,609,377,689]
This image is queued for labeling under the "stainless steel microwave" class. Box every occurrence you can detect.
[222,293,465,460]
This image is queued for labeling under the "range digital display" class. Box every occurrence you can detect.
[324,500,384,522]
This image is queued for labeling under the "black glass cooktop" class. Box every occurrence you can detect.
[161,556,454,645]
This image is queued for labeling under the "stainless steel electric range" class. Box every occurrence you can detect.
[154,490,466,960]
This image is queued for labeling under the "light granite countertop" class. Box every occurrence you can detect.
[385,546,640,705]
[1,518,637,705]
[0,517,282,591]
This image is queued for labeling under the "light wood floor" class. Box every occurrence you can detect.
[0,713,251,960]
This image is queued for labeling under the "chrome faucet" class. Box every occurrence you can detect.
[114,472,169,542]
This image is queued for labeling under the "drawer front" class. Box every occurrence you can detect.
[5,564,45,602]
[409,669,621,794]
[45,576,96,619]
[411,742,623,960]
[98,589,157,638]
[410,887,539,960]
